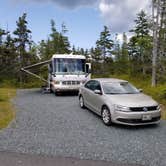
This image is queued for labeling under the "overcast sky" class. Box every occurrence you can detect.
[1,0,151,49]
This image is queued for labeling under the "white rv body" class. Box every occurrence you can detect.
[49,54,91,93]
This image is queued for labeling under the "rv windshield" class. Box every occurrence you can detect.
[54,58,85,75]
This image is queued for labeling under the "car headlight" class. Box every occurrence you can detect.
[115,105,131,112]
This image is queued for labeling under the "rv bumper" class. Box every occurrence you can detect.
[52,84,80,92]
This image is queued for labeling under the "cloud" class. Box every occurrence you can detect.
[15,0,99,9]
[50,0,98,9]
[13,0,151,35]
[98,0,150,33]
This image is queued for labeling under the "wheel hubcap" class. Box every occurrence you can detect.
[102,109,110,123]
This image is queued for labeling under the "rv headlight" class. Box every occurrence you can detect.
[115,105,131,112]
[82,80,87,84]
[53,80,60,84]
[157,104,161,110]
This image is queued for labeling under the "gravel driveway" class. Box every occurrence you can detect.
[0,89,166,166]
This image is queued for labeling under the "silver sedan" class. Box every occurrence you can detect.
[78,78,161,126]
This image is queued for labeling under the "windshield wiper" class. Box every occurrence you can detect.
[125,92,139,94]
[106,93,121,95]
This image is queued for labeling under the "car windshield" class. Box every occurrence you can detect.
[102,82,140,94]
[54,58,85,75]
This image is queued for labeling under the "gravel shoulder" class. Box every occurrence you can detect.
[0,89,166,166]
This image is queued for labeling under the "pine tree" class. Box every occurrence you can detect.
[121,32,128,59]
[13,13,32,84]
[96,26,114,61]
[0,29,19,81]
[72,45,77,54]
[129,10,152,75]
[113,33,121,61]
[49,20,70,54]
[80,48,85,55]
[13,13,32,67]
[0,28,7,46]
[60,22,70,53]
[130,10,149,37]
[50,19,59,54]
[118,32,129,74]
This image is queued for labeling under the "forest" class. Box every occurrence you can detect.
[0,4,166,110]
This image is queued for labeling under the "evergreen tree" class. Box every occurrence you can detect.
[96,26,114,61]
[50,19,59,55]
[130,10,149,37]
[60,22,70,53]
[113,33,121,61]
[13,13,32,67]
[0,29,19,81]
[121,32,128,59]
[49,20,70,54]
[0,28,7,46]
[129,10,152,75]
[13,13,33,84]
[72,45,77,54]
[80,48,85,55]
[115,32,129,74]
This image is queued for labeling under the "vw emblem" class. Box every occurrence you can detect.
[143,107,148,112]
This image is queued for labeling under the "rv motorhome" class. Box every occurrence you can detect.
[21,54,91,94]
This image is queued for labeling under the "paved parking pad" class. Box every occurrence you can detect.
[0,89,166,166]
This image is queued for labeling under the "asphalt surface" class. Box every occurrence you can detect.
[0,89,166,166]
[0,151,140,166]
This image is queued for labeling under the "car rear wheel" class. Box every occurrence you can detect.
[101,106,112,126]
[79,95,85,108]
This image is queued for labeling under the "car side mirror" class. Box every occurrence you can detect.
[139,89,143,92]
[94,89,102,95]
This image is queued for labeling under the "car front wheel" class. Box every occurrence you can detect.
[101,106,112,126]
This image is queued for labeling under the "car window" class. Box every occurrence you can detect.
[102,82,139,94]
[84,80,94,90]
[85,80,101,91]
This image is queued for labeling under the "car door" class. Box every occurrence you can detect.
[83,80,103,114]
[83,80,95,109]
[89,81,103,114]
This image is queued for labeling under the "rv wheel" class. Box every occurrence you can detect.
[50,84,54,93]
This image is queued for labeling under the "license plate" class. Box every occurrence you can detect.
[142,115,152,121]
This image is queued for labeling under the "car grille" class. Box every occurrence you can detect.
[117,116,160,124]
[62,81,80,85]
[130,106,158,112]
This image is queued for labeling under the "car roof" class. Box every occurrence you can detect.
[90,78,128,83]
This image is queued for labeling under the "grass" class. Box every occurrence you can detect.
[161,105,166,120]
[0,88,16,129]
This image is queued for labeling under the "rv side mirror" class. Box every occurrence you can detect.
[48,64,52,73]
[139,89,143,93]
[86,64,91,73]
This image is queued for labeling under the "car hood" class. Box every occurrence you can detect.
[105,93,158,107]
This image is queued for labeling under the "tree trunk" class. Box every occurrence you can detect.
[152,0,160,87]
